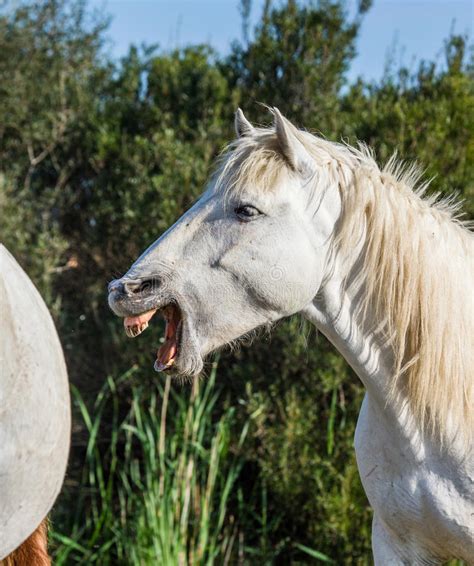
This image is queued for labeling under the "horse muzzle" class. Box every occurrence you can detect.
[108,276,203,376]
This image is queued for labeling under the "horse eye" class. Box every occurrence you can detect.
[235,204,262,220]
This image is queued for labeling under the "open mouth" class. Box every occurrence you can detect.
[123,304,182,372]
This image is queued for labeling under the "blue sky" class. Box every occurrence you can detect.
[94,0,473,82]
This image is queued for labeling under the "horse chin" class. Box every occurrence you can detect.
[165,315,204,378]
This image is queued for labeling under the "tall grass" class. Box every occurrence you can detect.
[51,362,250,565]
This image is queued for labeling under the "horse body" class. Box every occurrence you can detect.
[356,395,473,564]
[0,245,70,563]
[108,108,473,564]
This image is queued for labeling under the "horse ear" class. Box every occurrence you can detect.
[273,108,313,175]
[235,108,255,138]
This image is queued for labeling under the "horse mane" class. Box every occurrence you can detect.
[214,126,473,449]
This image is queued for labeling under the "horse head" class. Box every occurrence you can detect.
[108,108,343,375]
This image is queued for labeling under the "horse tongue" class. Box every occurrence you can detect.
[155,339,177,372]
[155,313,178,372]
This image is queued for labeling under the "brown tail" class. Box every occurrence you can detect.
[1,518,51,566]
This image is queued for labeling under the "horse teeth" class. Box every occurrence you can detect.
[125,321,149,338]
[125,325,138,338]
[154,359,174,372]
[154,360,167,372]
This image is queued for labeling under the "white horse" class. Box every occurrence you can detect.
[108,108,473,564]
[0,245,71,564]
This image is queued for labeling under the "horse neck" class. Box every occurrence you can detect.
[304,257,437,462]
[304,261,395,406]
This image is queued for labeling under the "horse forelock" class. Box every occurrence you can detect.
[211,126,357,201]
[211,130,289,201]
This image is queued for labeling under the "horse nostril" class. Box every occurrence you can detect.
[123,279,155,295]
[139,280,153,293]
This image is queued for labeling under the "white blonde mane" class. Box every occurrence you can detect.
[214,126,474,448]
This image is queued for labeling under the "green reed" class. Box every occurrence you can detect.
[51,362,249,565]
